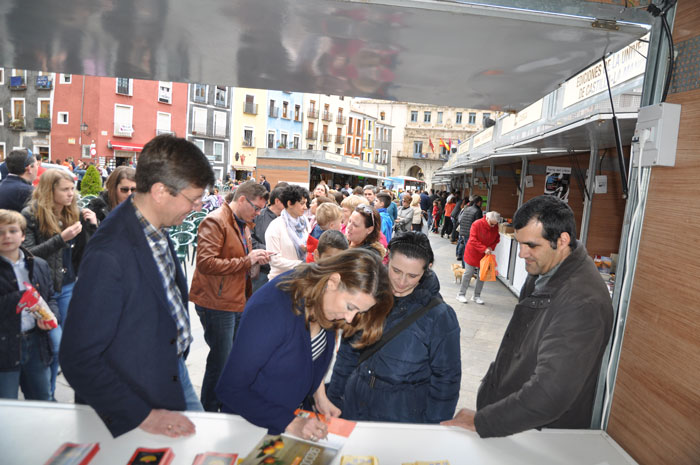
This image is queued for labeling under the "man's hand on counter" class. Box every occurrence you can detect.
[441,408,476,431]
[139,409,196,438]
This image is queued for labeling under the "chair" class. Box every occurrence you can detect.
[187,212,208,265]
[170,231,196,276]
[170,220,196,234]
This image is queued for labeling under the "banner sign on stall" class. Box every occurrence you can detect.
[473,127,494,148]
[501,98,544,135]
[544,166,571,203]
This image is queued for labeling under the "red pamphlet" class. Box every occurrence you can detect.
[191,451,239,465]
[126,447,174,465]
[43,442,100,465]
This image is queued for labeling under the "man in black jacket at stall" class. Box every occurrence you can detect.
[443,195,613,438]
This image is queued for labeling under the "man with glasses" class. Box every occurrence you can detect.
[189,181,274,412]
[61,135,216,438]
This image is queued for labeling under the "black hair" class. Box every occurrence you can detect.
[388,231,434,270]
[280,184,310,208]
[513,195,577,250]
[6,149,32,175]
[135,134,215,193]
[233,180,269,202]
[376,192,392,208]
[317,229,349,255]
[269,186,285,205]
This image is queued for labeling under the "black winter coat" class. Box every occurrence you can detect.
[458,205,483,237]
[21,206,96,292]
[0,247,58,370]
[327,270,461,423]
[0,175,33,212]
[474,244,613,438]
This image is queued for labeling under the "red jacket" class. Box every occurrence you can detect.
[464,217,500,267]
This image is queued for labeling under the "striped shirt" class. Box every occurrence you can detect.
[310,328,327,361]
[133,198,192,356]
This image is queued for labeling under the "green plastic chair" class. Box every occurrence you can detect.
[188,212,208,265]
[170,231,196,275]
[170,220,196,234]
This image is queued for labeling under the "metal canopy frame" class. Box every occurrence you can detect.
[0,0,651,110]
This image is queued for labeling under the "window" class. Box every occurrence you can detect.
[282,101,289,119]
[410,111,418,122]
[116,78,132,96]
[215,86,227,107]
[375,150,380,163]
[382,150,388,164]
[413,141,423,155]
[244,95,257,114]
[243,128,254,147]
[37,99,50,117]
[437,112,443,124]
[294,104,301,121]
[280,132,288,148]
[268,132,275,149]
[192,139,205,152]
[11,98,25,123]
[114,104,134,136]
[380,111,385,121]
[158,81,172,104]
[0,68,4,85]
[293,134,300,149]
[59,74,71,84]
[213,111,227,137]
[57,112,69,124]
[156,112,171,135]
[483,112,491,123]
[468,112,476,124]
[194,84,207,103]
[456,112,464,124]
[192,107,207,134]
[213,142,224,162]
[269,99,277,118]
[424,111,431,123]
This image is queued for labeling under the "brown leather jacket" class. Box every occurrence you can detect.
[189,203,253,311]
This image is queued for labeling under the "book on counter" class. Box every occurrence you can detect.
[44,442,100,465]
[239,435,338,465]
[191,451,238,465]
[126,447,174,465]
[340,456,379,465]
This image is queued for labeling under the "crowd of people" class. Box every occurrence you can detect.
[0,135,613,443]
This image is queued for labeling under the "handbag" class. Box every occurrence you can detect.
[358,297,442,364]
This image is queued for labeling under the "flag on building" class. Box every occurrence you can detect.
[439,139,448,150]
[429,138,435,153]
[448,138,452,150]
[457,138,462,145]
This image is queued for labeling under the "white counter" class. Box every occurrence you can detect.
[0,400,638,464]
[513,243,529,293]
[494,233,513,279]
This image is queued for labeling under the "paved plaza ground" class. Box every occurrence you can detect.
[54,231,517,413]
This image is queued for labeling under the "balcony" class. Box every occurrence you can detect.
[336,115,346,125]
[243,102,258,115]
[156,129,175,136]
[193,94,207,104]
[35,76,53,90]
[322,133,331,143]
[242,138,255,147]
[412,152,428,159]
[269,106,279,118]
[321,111,332,122]
[114,123,134,138]
[307,109,319,119]
[306,130,317,140]
[34,117,51,132]
[281,110,290,119]
[9,76,26,90]
[294,114,302,122]
[334,135,344,144]
[191,126,208,136]
[9,118,25,130]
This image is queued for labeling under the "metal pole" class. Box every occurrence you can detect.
[580,141,598,247]
[79,75,85,153]
[486,159,494,211]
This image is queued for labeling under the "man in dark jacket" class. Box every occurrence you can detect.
[0,149,37,212]
[443,195,613,438]
[456,195,483,262]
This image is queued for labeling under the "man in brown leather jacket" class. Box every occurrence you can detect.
[443,195,613,437]
[190,181,275,412]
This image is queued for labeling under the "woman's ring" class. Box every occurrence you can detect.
[167,424,173,430]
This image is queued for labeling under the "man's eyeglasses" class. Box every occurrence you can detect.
[177,190,205,208]
[119,187,136,194]
[355,204,375,227]
[245,197,263,212]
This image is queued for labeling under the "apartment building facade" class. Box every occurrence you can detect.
[187,83,232,181]
[265,90,303,151]
[302,94,349,154]
[0,68,55,163]
[231,87,267,179]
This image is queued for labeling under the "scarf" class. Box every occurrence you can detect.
[281,209,308,260]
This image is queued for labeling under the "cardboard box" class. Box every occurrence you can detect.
[498,223,514,234]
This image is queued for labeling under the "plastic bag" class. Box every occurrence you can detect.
[479,254,497,282]
[16,282,58,329]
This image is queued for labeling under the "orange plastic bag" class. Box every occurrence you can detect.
[479,254,497,282]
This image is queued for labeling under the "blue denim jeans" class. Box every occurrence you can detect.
[178,357,203,411]
[195,305,242,412]
[48,281,75,399]
[0,330,51,400]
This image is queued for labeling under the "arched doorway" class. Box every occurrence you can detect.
[407,165,424,180]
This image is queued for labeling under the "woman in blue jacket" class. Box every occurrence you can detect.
[216,248,393,441]
[327,231,461,423]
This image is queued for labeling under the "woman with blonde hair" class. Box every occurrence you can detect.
[340,194,368,234]
[216,248,393,440]
[87,166,136,222]
[410,193,423,232]
[21,168,97,399]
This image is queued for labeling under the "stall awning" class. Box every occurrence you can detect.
[108,141,144,152]
[311,164,388,181]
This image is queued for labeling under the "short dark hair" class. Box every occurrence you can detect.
[269,186,285,205]
[233,180,269,202]
[317,229,349,255]
[135,135,215,194]
[388,231,434,270]
[513,195,577,250]
[280,184,310,208]
[363,185,376,193]
[6,149,32,175]
[376,193,391,208]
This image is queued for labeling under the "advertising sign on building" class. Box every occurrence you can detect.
[544,166,572,203]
